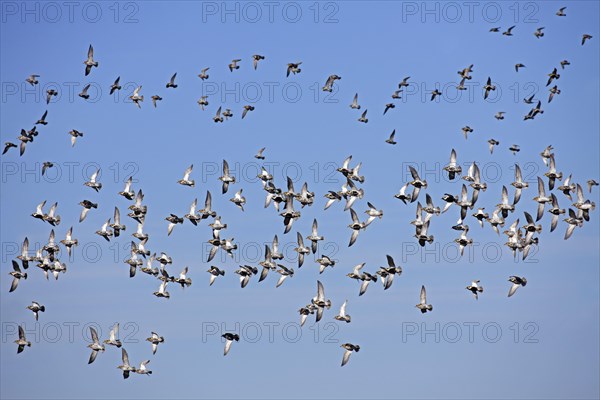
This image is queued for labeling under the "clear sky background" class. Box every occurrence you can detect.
[1,1,599,399]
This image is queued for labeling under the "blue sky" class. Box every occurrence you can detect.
[1,1,599,399]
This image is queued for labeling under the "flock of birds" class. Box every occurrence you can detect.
[5,5,599,374]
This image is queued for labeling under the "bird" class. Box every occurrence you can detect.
[334,300,351,323]
[223,108,233,120]
[443,148,462,180]
[511,164,529,205]
[483,77,496,99]
[560,59,571,69]
[316,255,335,274]
[219,159,236,194]
[523,94,535,104]
[383,103,395,115]
[323,74,341,92]
[547,68,560,86]
[502,26,515,36]
[172,266,192,288]
[235,265,257,288]
[252,54,265,69]
[544,154,563,190]
[87,327,105,364]
[275,264,294,288]
[556,6,566,16]
[135,360,152,376]
[293,232,310,268]
[178,164,195,187]
[416,285,433,313]
[110,76,121,94]
[129,86,144,108]
[166,214,184,235]
[229,59,241,72]
[430,89,442,101]
[508,276,527,297]
[378,255,402,290]
[207,266,225,286]
[46,89,58,104]
[242,105,255,119]
[9,260,27,292]
[104,323,122,348]
[365,202,383,225]
[582,34,593,45]
[533,176,552,221]
[83,44,98,76]
[455,228,473,256]
[548,193,566,232]
[198,67,210,80]
[25,74,40,86]
[119,176,135,200]
[58,226,78,258]
[340,343,360,367]
[286,62,302,76]
[358,271,378,296]
[385,129,397,145]
[457,64,473,80]
[254,147,266,160]
[41,162,54,176]
[78,200,98,222]
[95,219,113,242]
[466,280,484,300]
[515,63,525,72]
[69,129,84,147]
[488,139,500,154]
[408,166,427,202]
[564,208,584,240]
[84,168,102,192]
[349,93,361,109]
[151,95,162,107]
[489,27,500,32]
[357,109,368,123]
[153,280,170,299]
[494,111,506,120]
[222,333,240,356]
[146,332,164,355]
[198,96,209,110]
[166,73,178,88]
[36,110,48,125]
[497,185,515,219]
[534,27,545,38]
[78,83,91,100]
[348,208,367,247]
[311,280,331,322]
[43,202,61,226]
[230,189,246,211]
[15,325,31,354]
[117,348,136,379]
[306,218,324,254]
[399,76,410,88]
[280,195,301,234]
[588,180,599,193]
[548,85,561,103]
[298,305,316,327]
[509,144,520,155]
[2,142,17,155]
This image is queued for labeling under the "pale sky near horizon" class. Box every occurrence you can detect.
[1,1,599,399]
